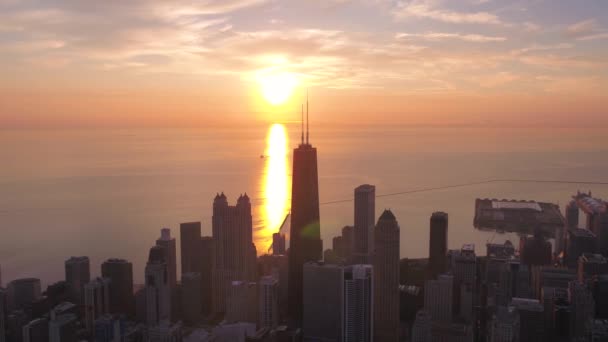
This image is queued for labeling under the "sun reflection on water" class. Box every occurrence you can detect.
[258,123,290,253]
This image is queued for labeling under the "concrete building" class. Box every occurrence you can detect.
[156,228,177,289]
[145,245,171,326]
[258,276,279,329]
[412,310,432,342]
[566,228,597,267]
[303,263,344,342]
[344,265,373,342]
[200,236,214,315]
[84,277,110,332]
[101,258,134,317]
[226,281,258,324]
[373,209,400,342]
[424,274,453,323]
[593,275,608,319]
[489,306,520,342]
[429,212,448,278]
[353,184,375,264]
[181,272,202,325]
[212,193,257,314]
[7,278,41,311]
[65,256,90,305]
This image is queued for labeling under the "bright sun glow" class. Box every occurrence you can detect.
[258,72,298,106]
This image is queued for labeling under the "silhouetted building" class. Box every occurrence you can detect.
[156,228,177,289]
[344,265,373,342]
[145,245,171,326]
[373,209,400,342]
[429,212,448,278]
[22,317,48,342]
[579,253,608,282]
[521,230,552,267]
[258,254,288,319]
[341,225,354,262]
[259,276,279,329]
[510,298,545,342]
[489,306,519,342]
[566,228,597,267]
[569,280,595,339]
[180,221,202,274]
[181,272,202,325]
[147,321,182,342]
[200,236,214,315]
[566,200,579,230]
[332,236,344,259]
[412,310,432,342]
[212,193,257,314]
[65,256,90,305]
[273,233,286,255]
[486,240,515,259]
[84,277,110,332]
[303,263,343,341]
[532,267,576,298]
[424,274,453,323]
[593,275,608,319]
[7,278,41,312]
[101,258,134,317]
[0,288,6,342]
[354,184,375,264]
[49,313,77,342]
[288,107,322,323]
[450,244,476,320]
[226,281,257,324]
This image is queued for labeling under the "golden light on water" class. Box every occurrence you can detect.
[259,123,290,252]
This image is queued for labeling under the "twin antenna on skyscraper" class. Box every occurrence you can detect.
[301,91,310,145]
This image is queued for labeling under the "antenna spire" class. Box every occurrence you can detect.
[306,90,309,145]
[301,103,304,145]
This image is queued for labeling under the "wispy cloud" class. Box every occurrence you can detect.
[396,32,506,42]
[394,0,502,25]
[564,18,608,40]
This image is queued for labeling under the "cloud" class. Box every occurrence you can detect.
[396,32,506,42]
[394,0,502,25]
[564,18,608,40]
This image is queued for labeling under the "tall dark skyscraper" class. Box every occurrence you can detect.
[288,99,323,323]
[373,209,400,342]
[354,184,375,264]
[156,228,177,288]
[65,256,90,305]
[101,258,134,317]
[429,212,448,279]
[180,222,202,274]
[200,236,214,315]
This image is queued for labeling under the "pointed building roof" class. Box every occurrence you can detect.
[379,209,396,221]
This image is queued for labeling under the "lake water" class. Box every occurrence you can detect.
[1,124,607,286]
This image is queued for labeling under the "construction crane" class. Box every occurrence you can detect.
[267,213,290,254]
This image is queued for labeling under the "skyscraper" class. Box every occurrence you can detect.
[180,272,202,325]
[303,262,344,341]
[156,228,177,288]
[145,245,171,326]
[354,184,375,264]
[272,233,286,255]
[344,264,373,342]
[65,256,90,305]
[569,280,595,339]
[200,236,214,315]
[226,281,258,324]
[180,222,202,274]
[101,258,134,317]
[288,99,322,322]
[0,288,6,342]
[424,274,453,323]
[412,310,432,342]
[212,193,256,313]
[566,228,597,267]
[259,276,279,329]
[83,277,110,332]
[373,209,400,342]
[489,306,520,342]
[6,278,41,312]
[429,212,448,279]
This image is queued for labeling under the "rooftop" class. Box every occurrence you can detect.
[474,198,564,235]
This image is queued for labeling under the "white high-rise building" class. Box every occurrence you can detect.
[412,310,432,342]
[258,276,279,329]
[84,277,110,332]
[344,264,373,342]
[424,274,453,323]
[145,246,171,326]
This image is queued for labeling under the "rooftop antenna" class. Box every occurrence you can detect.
[306,89,309,145]
[301,103,304,145]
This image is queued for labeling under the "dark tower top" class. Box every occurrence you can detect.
[288,139,322,324]
[429,211,448,279]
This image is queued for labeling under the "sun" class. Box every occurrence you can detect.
[258,72,298,106]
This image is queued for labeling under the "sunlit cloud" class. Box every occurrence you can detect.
[394,0,502,25]
[396,32,506,42]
